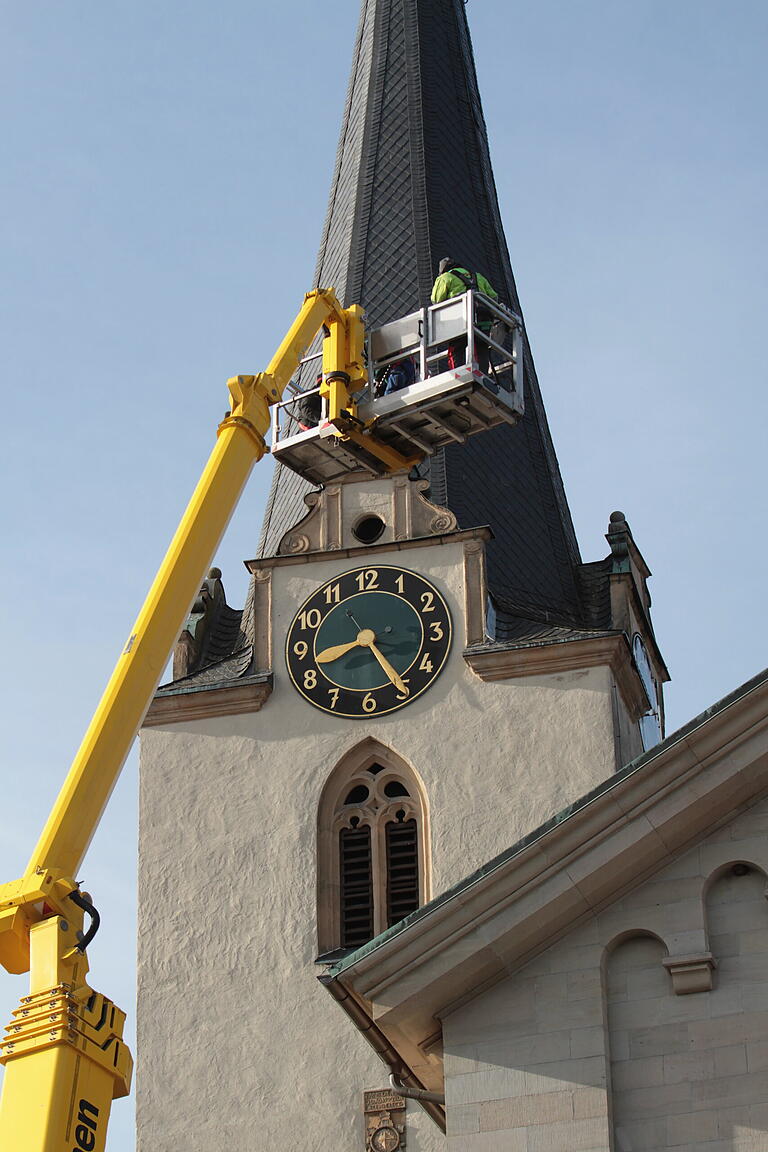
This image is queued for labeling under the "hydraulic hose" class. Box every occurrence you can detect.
[68,889,101,953]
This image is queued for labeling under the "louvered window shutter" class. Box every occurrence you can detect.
[339,825,373,948]
[385,817,419,927]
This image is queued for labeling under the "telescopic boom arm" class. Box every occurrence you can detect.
[0,289,368,1152]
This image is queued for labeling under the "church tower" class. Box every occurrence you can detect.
[137,1,667,1148]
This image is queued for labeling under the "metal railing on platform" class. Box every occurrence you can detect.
[269,291,525,484]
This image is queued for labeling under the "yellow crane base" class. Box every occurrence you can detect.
[0,984,131,1151]
[0,918,132,1151]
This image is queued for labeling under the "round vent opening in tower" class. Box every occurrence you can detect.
[352,515,386,545]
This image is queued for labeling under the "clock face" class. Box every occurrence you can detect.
[285,565,452,718]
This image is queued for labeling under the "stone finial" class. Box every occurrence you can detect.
[606,510,632,573]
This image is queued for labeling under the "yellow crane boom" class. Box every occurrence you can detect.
[0,289,396,1151]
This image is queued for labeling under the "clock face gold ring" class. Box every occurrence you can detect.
[285,565,452,718]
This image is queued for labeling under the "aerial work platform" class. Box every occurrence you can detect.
[270,291,524,485]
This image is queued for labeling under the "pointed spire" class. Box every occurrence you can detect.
[260,0,583,624]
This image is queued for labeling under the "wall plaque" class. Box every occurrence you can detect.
[364,1089,406,1152]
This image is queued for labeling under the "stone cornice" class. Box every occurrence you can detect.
[245,527,492,572]
[143,675,273,727]
[464,632,649,721]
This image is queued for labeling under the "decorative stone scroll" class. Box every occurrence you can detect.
[392,476,457,540]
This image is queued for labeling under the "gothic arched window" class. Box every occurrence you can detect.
[317,742,429,953]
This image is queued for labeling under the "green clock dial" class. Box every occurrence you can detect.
[285,565,452,718]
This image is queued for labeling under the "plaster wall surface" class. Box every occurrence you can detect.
[613,678,645,770]
[442,794,768,1152]
[137,538,620,1150]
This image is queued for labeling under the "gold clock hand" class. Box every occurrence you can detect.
[316,628,376,664]
[365,640,409,696]
[316,639,361,663]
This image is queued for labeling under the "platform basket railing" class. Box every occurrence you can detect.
[270,291,524,451]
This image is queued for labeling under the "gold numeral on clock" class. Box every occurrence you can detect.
[293,641,308,659]
[355,569,379,591]
[362,692,377,713]
[420,591,434,613]
[429,621,444,641]
[324,583,340,605]
[328,687,340,709]
[298,608,322,630]
[419,653,433,673]
[395,678,410,701]
[303,669,318,689]
[395,574,405,593]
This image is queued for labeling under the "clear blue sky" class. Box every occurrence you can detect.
[1,2,766,1147]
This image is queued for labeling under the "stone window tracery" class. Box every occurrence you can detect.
[317,742,429,953]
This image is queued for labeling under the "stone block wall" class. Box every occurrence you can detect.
[443,794,768,1151]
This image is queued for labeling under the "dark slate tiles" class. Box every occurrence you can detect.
[576,559,613,631]
[198,603,243,668]
[156,646,254,693]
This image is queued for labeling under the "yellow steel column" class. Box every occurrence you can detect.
[321,302,367,421]
[26,414,265,884]
[24,289,342,889]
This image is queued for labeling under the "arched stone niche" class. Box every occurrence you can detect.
[704,860,768,988]
[605,932,671,1151]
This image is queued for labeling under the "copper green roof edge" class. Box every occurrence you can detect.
[324,664,768,978]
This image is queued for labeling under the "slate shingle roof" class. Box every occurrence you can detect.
[259,0,585,627]
[158,646,254,694]
[196,603,243,667]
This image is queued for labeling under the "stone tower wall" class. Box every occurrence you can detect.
[137,533,622,1150]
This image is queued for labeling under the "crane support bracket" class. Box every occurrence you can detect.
[333,422,421,473]
[0,871,81,974]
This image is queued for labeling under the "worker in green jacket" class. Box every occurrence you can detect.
[431,258,498,305]
[431,258,498,372]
